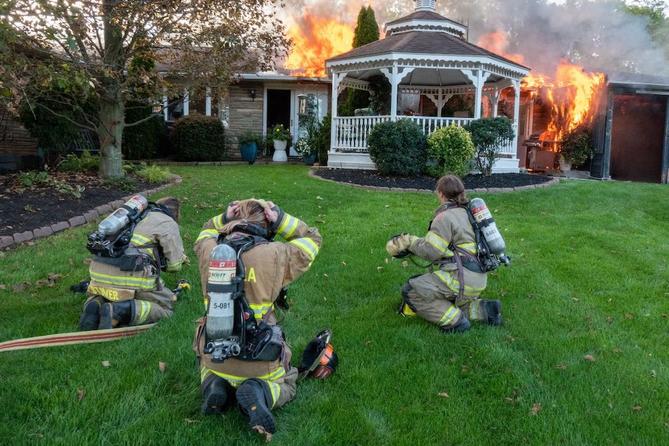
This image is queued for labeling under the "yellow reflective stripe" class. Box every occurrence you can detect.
[439,305,462,326]
[131,233,152,246]
[249,303,274,320]
[201,366,286,386]
[288,237,319,261]
[166,259,183,272]
[457,242,477,254]
[425,231,450,254]
[276,214,300,239]
[136,301,151,324]
[434,270,485,297]
[268,382,280,407]
[89,271,156,290]
[213,214,225,230]
[196,229,219,243]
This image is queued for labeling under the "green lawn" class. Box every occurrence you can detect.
[0,165,667,445]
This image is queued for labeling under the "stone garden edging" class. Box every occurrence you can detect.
[308,168,561,194]
[0,175,183,252]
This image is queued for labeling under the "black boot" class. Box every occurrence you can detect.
[79,297,102,331]
[236,379,276,435]
[98,301,133,329]
[482,300,503,326]
[441,315,471,334]
[201,376,235,415]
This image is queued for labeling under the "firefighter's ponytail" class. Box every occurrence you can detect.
[436,175,468,206]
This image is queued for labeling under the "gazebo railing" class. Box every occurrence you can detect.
[332,116,516,155]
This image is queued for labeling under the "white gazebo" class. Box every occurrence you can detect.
[325,0,530,172]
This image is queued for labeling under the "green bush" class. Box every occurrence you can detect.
[57,150,100,173]
[103,176,138,193]
[135,164,171,184]
[19,170,50,187]
[172,115,226,161]
[560,126,594,168]
[238,131,263,147]
[367,119,427,176]
[314,114,331,165]
[465,117,515,176]
[426,125,475,178]
[122,103,166,160]
[18,170,85,198]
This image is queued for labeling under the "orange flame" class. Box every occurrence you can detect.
[478,32,605,146]
[285,14,354,78]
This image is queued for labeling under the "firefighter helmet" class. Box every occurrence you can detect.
[299,329,338,379]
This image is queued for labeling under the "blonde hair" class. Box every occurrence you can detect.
[220,199,269,235]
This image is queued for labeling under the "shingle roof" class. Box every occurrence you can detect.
[607,72,669,89]
[386,10,465,28]
[326,31,529,70]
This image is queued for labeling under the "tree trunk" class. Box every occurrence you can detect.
[98,98,124,178]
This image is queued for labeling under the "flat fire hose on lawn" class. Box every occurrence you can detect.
[0,324,156,353]
[0,280,192,353]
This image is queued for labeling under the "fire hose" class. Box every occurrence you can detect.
[0,280,191,353]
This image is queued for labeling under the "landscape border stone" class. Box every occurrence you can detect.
[1,174,182,251]
[309,168,561,194]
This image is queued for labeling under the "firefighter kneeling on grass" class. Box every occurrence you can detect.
[193,199,328,436]
[79,195,187,330]
[386,175,510,333]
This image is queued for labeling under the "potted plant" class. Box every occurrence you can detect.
[560,126,594,173]
[270,124,291,162]
[238,131,261,164]
[295,138,317,165]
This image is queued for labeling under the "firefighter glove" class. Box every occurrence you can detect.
[386,233,417,258]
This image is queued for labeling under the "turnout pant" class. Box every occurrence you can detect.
[403,268,488,329]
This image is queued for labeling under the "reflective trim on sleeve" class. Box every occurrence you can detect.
[434,270,485,297]
[89,271,156,290]
[249,302,275,321]
[213,214,225,230]
[425,231,454,257]
[196,229,219,243]
[456,242,478,255]
[131,232,153,247]
[166,259,183,272]
[276,214,300,239]
[439,305,462,326]
[288,237,319,261]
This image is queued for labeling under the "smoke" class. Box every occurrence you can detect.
[283,0,668,75]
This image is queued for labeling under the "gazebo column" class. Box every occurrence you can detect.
[330,72,347,153]
[511,79,521,150]
[461,69,491,119]
[381,66,415,121]
[426,91,454,117]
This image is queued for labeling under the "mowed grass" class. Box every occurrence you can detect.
[0,165,667,445]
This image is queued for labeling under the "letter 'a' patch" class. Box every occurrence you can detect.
[246,267,257,283]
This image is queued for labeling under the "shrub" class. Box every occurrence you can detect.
[314,114,332,165]
[426,125,475,178]
[367,119,427,176]
[122,103,166,160]
[57,150,100,173]
[560,126,594,168]
[19,170,50,187]
[465,117,515,176]
[172,114,225,161]
[270,124,291,142]
[18,170,85,198]
[238,131,263,147]
[136,164,171,184]
[103,176,138,193]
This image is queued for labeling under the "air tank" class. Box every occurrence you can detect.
[97,195,148,237]
[469,198,506,255]
[205,243,237,340]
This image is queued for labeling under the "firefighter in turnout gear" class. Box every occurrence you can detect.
[386,176,503,333]
[193,199,322,436]
[79,197,187,330]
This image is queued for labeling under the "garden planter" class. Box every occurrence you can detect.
[559,155,572,172]
[272,140,288,162]
[239,142,257,164]
[302,153,317,166]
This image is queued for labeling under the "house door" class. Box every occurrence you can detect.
[291,90,328,156]
[610,94,666,183]
[266,89,292,143]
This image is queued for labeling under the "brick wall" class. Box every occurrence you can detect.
[226,81,264,158]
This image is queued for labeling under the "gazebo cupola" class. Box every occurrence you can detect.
[325,0,530,172]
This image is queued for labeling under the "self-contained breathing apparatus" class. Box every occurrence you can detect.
[203,225,285,364]
[86,195,172,271]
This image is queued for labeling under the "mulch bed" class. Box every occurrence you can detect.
[314,168,553,191]
[0,172,156,236]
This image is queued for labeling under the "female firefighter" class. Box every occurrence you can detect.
[386,175,502,333]
[193,199,322,436]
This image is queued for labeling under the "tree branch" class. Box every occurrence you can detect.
[34,102,98,133]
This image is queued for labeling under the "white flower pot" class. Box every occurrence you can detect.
[559,155,572,172]
[273,140,288,162]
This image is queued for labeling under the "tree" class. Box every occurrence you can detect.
[625,0,669,60]
[0,1,289,177]
[341,6,380,116]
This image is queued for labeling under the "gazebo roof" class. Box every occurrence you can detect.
[326,30,530,71]
[386,10,462,26]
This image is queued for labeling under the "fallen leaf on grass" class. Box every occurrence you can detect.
[555,363,568,370]
[12,282,30,293]
[0,284,6,291]
[323,273,329,278]
[401,261,409,268]
[530,403,542,416]
[377,266,384,272]
[632,405,642,412]
[77,388,86,401]
[624,313,635,320]
[159,362,166,373]
[584,355,596,362]
[184,418,200,424]
[101,360,111,368]
[650,370,657,378]
[341,261,347,267]
[607,316,614,325]
[316,196,324,201]
[438,392,449,398]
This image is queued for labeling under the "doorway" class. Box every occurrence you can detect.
[266,89,292,137]
[610,94,666,183]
